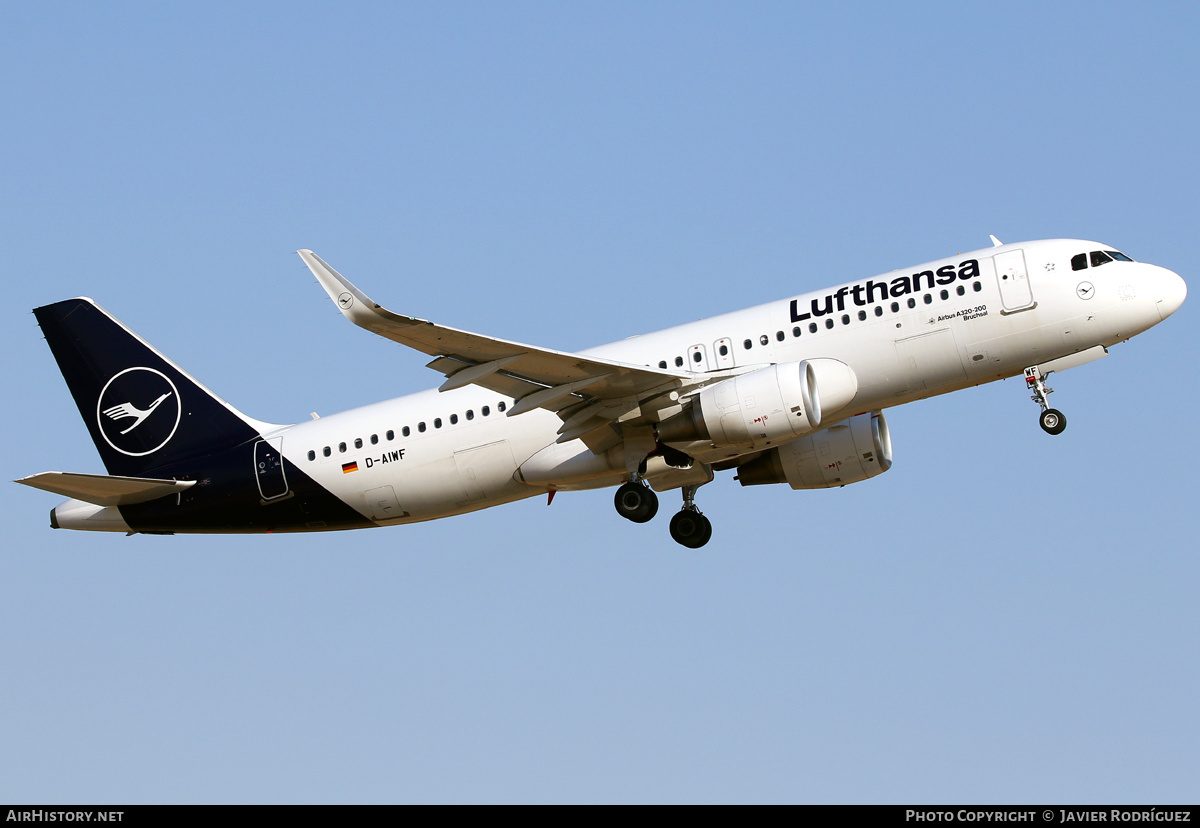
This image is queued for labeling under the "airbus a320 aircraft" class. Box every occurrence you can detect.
[18,238,1186,547]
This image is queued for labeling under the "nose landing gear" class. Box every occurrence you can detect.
[1024,365,1067,435]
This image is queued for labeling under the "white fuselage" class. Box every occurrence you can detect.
[278,239,1184,525]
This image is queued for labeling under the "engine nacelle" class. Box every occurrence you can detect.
[736,410,892,489]
[657,359,858,449]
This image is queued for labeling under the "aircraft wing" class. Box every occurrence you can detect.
[299,250,703,443]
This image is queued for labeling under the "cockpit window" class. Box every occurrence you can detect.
[1108,250,1133,262]
[1071,253,1088,271]
[1091,250,1113,267]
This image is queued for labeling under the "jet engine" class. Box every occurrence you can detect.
[735,410,892,489]
[657,359,858,449]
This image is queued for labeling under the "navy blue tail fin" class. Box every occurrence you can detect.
[34,298,268,477]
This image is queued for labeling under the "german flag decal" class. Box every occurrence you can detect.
[341,461,359,474]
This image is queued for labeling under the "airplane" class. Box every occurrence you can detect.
[17,237,1186,547]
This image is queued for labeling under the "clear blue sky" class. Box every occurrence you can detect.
[2,1,1197,803]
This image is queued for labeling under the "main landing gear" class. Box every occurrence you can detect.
[1024,365,1067,435]
[668,484,712,549]
[613,477,712,548]
[614,478,658,523]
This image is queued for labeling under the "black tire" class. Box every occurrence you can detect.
[1039,408,1067,435]
[614,482,659,523]
[669,510,712,548]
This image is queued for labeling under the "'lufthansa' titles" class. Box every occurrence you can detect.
[790,259,981,322]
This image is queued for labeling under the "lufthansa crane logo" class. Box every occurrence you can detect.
[96,367,182,456]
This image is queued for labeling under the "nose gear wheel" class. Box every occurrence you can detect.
[1039,408,1066,435]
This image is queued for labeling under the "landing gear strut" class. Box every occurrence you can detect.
[614,478,658,523]
[1024,365,1067,435]
[668,483,712,548]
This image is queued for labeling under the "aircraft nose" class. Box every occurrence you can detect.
[1155,267,1187,320]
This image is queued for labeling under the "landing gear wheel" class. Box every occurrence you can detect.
[614,481,659,523]
[669,510,713,548]
[1039,408,1067,435]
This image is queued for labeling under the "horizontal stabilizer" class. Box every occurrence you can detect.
[16,471,196,506]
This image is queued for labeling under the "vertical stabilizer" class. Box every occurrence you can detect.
[34,298,273,477]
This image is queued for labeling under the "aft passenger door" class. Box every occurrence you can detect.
[254,437,289,501]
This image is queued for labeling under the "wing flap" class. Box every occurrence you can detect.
[16,471,195,506]
[425,356,547,400]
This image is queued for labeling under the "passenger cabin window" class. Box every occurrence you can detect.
[338,442,347,453]
[1072,253,1088,271]
[743,339,752,350]
[418,422,426,433]
[923,294,932,305]
[466,410,474,420]
[841,314,850,325]
[498,402,507,412]
[891,302,899,313]
[1091,250,1114,267]
[809,322,818,333]
[658,360,667,369]
[449,414,458,425]
[434,418,442,428]
[874,306,883,316]
[674,356,684,367]
[825,319,834,329]
[719,344,729,356]
[956,285,965,296]
[354,437,363,449]
[370,434,378,445]
[307,450,315,461]
[793,326,802,337]
[775,331,784,342]
[323,446,331,457]
[858,310,867,321]
[401,427,409,437]
[907,298,916,308]
[759,335,768,346]
[692,352,702,363]
[482,406,490,416]
[386,430,394,440]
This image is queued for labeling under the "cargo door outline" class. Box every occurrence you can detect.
[895,329,967,392]
[363,485,407,521]
[454,440,518,503]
